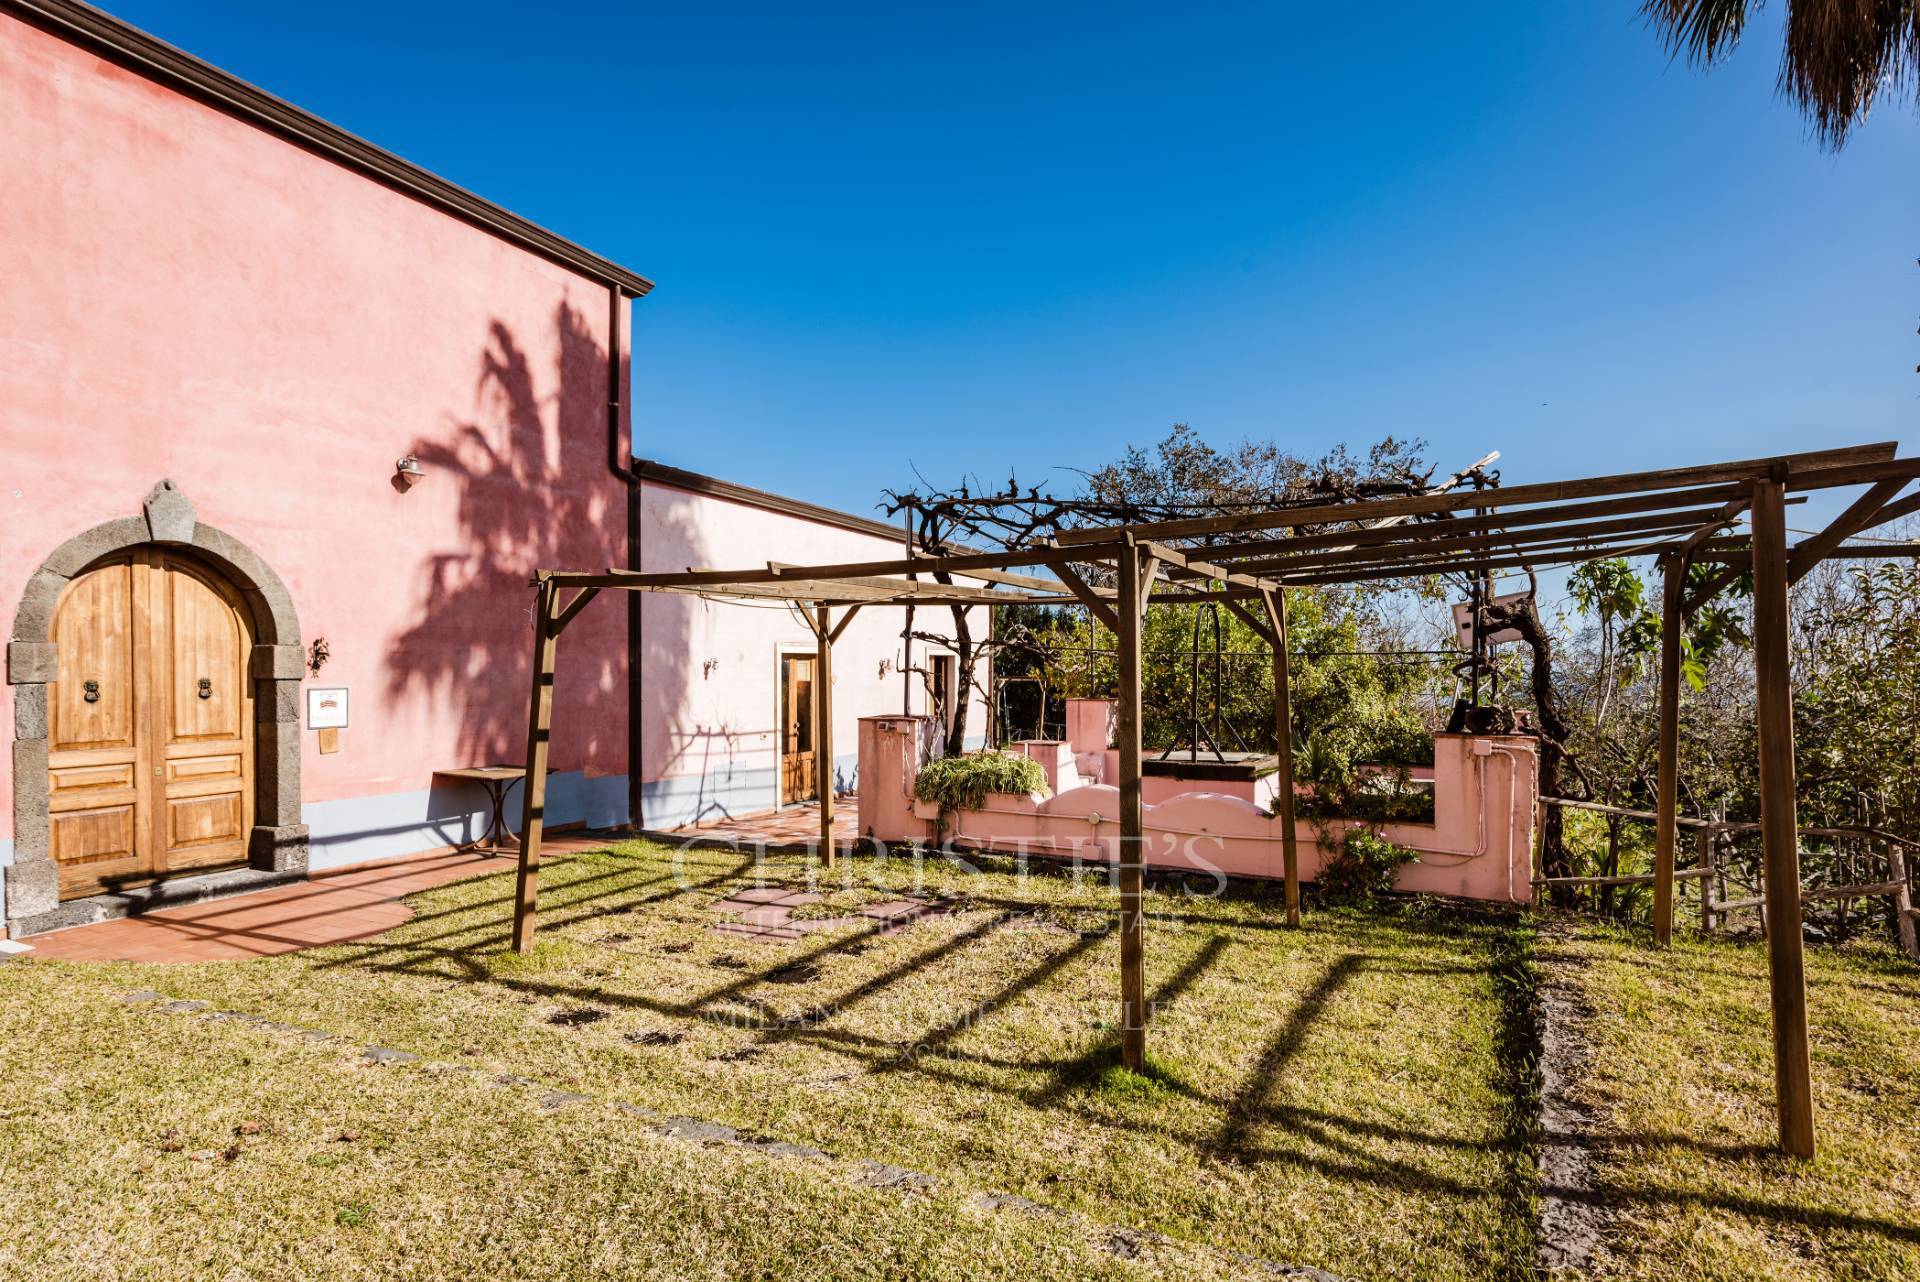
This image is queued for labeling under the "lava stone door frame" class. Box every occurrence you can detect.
[6,481,307,934]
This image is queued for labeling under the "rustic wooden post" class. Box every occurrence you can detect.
[1696,825,1716,933]
[1888,840,1919,961]
[1653,552,1683,946]
[1751,475,1816,1159]
[512,576,560,954]
[1116,544,1148,1071]
[815,604,836,868]
[1260,587,1301,927]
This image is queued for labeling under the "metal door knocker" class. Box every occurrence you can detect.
[83,679,100,703]
[197,677,212,700]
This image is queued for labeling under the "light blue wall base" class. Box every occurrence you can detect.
[303,751,866,871]
[303,770,632,871]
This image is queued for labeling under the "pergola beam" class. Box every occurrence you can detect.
[1224,507,1733,578]
[1196,483,1755,563]
[1048,443,1900,547]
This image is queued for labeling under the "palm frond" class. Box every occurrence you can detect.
[1641,0,1758,64]
[1779,0,1920,146]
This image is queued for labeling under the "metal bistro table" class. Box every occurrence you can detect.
[433,765,553,855]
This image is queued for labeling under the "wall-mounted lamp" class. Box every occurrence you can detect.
[395,455,426,489]
[702,658,720,680]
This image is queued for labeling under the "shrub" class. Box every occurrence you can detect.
[913,752,1049,812]
[1317,826,1419,907]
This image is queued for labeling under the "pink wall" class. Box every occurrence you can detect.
[638,479,985,825]
[860,713,1539,904]
[0,15,629,852]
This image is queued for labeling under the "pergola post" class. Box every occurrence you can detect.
[1752,476,1815,1159]
[512,576,560,954]
[1260,588,1301,927]
[1653,552,1683,946]
[1116,544,1149,1071]
[815,604,837,868]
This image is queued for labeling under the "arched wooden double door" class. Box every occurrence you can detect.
[47,549,255,899]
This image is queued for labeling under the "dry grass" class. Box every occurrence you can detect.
[0,838,1539,1281]
[1549,922,1920,1281]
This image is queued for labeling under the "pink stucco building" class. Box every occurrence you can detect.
[0,1,979,935]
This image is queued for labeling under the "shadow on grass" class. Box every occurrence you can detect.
[300,843,1920,1250]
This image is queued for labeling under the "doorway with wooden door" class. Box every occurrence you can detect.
[778,650,817,807]
[45,548,256,899]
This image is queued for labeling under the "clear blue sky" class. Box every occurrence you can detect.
[114,1,1916,532]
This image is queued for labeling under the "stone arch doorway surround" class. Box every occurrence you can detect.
[7,482,307,935]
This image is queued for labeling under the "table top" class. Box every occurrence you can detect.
[433,765,550,783]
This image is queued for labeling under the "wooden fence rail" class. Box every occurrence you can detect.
[1537,795,1920,960]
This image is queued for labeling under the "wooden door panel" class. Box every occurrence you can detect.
[51,806,138,867]
[50,560,136,752]
[163,751,245,787]
[48,557,146,897]
[161,561,246,743]
[154,554,252,875]
[49,761,138,793]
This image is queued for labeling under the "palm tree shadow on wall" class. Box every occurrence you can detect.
[383,302,699,800]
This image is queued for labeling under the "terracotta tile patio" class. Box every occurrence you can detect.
[18,807,863,965]
[20,835,611,964]
[662,799,859,852]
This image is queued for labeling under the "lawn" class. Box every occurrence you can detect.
[1546,923,1920,1282]
[0,838,1538,1282]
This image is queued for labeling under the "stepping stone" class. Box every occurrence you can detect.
[651,1115,739,1145]
[491,1073,538,1089]
[972,1192,1057,1217]
[120,990,165,1004]
[160,1000,208,1014]
[741,1136,830,1160]
[732,905,801,928]
[362,1046,418,1065]
[712,922,803,941]
[859,901,932,919]
[539,1090,591,1110]
[723,887,799,905]
[611,1101,659,1120]
[790,916,869,934]
[852,1160,936,1192]
[204,1010,264,1024]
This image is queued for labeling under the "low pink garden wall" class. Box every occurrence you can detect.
[856,706,1538,904]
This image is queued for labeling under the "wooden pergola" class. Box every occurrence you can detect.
[509,441,1919,1158]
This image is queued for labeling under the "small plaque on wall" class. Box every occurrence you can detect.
[307,686,349,729]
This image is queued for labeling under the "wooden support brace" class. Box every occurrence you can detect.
[828,602,864,645]
[1786,478,1910,584]
[1217,596,1277,647]
[1053,561,1121,633]
[548,586,601,638]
